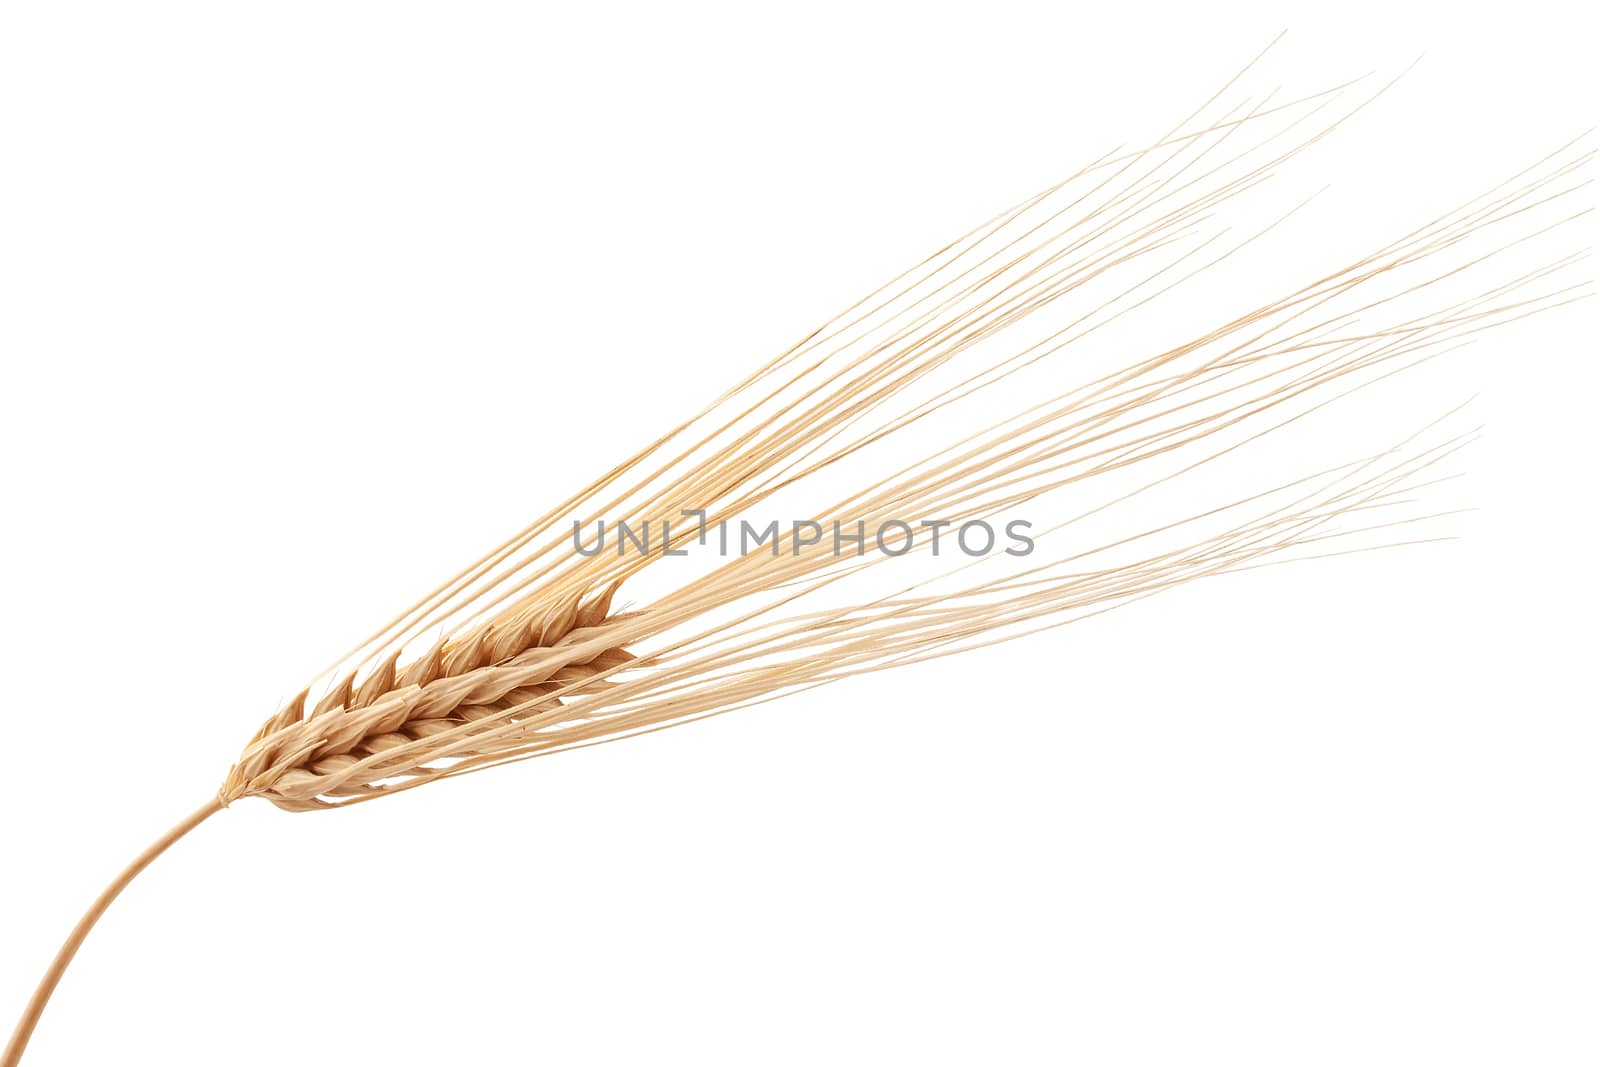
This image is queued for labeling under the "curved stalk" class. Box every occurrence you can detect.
[2,799,223,1067]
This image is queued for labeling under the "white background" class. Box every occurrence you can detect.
[0,3,1595,1065]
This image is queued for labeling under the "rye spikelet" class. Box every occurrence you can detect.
[207,63,1587,815]
[4,43,1589,1067]
[220,583,633,810]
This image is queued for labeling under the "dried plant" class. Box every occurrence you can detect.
[3,45,1589,1065]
